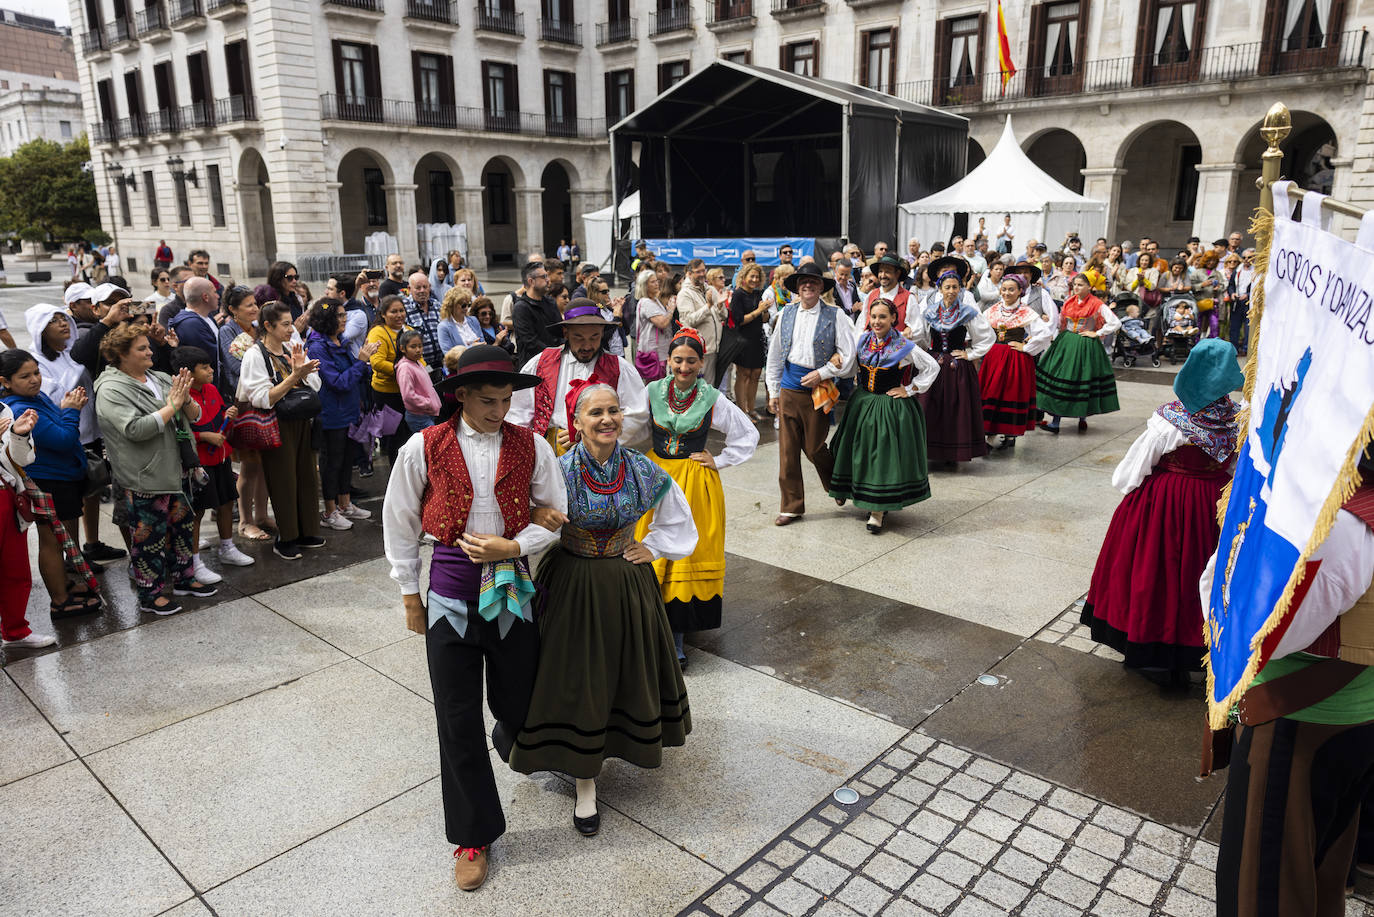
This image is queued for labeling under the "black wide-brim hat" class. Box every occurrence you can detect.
[782,261,836,294]
[1005,261,1043,284]
[867,253,910,281]
[434,343,541,394]
[926,255,972,286]
[551,299,617,328]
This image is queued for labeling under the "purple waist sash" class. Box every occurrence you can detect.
[430,542,481,601]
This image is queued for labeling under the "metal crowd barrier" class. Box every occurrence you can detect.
[297,253,385,283]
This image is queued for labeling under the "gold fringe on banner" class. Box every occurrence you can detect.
[1204,205,1374,730]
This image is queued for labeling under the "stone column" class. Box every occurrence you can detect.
[325,181,344,255]
[1191,163,1244,242]
[455,185,488,273]
[384,183,420,265]
[1328,157,1356,237]
[1079,168,1126,243]
[514,186,544,259]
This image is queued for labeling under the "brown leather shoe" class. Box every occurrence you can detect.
[453,846,489,891]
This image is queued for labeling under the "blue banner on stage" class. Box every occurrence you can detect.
[639,238,815,267]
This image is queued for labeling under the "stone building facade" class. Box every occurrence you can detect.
[69,0,1374,279]
[0,10,83,157]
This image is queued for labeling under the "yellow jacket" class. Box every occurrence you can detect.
[367,323,413,394]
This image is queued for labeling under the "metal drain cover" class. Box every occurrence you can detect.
[832,787,860,805]
[977,674,1000,687]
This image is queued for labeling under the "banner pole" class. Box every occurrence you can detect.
[1257,102,1291,215]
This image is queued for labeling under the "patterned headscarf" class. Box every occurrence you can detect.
[1155,396,1241,463]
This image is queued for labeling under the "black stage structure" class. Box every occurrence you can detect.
[609,61,969,259]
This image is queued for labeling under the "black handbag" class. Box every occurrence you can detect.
[82,444,112,495]
[259,343,321,422]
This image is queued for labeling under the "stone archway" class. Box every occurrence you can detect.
[1229,110,1339,231]
[237,148,274,277]
[1113,121,1203,252]
[541,161,573,257]
[481,155,523,265]
[336,147,394,252]
[1024,129,1086,194]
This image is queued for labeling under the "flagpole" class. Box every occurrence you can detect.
[1257,102,1291,215]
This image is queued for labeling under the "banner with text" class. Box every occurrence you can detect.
[1206,182,1374,727]
[639,238,815,268]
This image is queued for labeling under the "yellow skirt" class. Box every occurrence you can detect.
[633,452,726,632]
[545,428,568,457]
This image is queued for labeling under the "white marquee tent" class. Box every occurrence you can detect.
[898,117,1107,251]
[581,191,640,270]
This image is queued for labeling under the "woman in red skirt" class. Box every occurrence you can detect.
[980,271,1051,452]
[1080,339,1244,684]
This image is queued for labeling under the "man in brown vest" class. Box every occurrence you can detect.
[382,345,568,892]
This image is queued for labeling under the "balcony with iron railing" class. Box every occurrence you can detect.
[405,0,454,22]
[214,94,258,124]
[90,121,116,143]
[474,5,522,35]
[895,29,1371,109]
[168,0,204,26]
[206,0,247,16]
[325,0,384,9]
[770,0,822,20]
[705,0,752,31]
[103,17,135,46]
[115,115,147,140]
[134,5,168,35]
[178,100,214,129]
[79,29,108,55]
[595,16,634,46]
[319,92,606,137]
[649,4,690,36]
[538,18,580,44]
[145,108,179,134]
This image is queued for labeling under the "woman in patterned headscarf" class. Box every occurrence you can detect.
[909,256,996,469]
[1080,340,1243,684]
[980,271,1053,451]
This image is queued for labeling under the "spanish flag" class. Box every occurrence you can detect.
[996,0,1016,95]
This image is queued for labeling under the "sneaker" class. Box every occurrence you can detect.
[296,535,327,549]
[273,538,302,560]
[173,580,218,598]
[358,460,374,478]
[140,597,183,615]
[2,632,58,648]
[191,557,223,585]
[321,510,353,531]
[198,534,213,551]
[340,504,371,521]
[217,542,256,567]
[82,541,127,562]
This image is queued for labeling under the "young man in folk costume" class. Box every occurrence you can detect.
[507,299,647,455]
[857,254,918,336]
[765,261,857,526]
[382,344,569,893]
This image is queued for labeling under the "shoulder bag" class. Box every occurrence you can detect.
[259,342,321,422]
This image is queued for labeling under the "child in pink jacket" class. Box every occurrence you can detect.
[395,330,440,432]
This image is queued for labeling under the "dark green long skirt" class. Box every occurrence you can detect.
[828,386,931,511]
[1035,331,1121,417]
[509,546,691,779]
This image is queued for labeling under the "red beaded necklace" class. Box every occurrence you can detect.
[667,379,698,414]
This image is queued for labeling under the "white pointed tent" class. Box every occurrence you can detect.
[581,191,640,270]
[898,117,1107,250]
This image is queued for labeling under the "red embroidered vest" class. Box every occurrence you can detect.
[420,419,535,545]
[863,287,910,332]
[529,346,621,434]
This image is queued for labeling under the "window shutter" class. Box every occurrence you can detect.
[411,50,423,106]
[888,26,898,88]
[1188,0,1209,79]
[778,44,787,70]
[332,40,344,96]
[1027,2,1046,76]
[482,61,492,110]
[812,39,821,75]
[604,70,613,120]
[626,69,635,113]
[976,11,987,82]
[859,31,870,87]
[200,53,214,105]
[566,71,577,120]
[1132,1,1153,85]
[1073,2,1088,89]
[932,19,950,101]
[441,55,456,107]
[364,45,382,98]
[508,64,519,112]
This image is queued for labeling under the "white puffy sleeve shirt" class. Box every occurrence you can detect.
[382,419,569,595]
[640,477,699,562]
[765,305,858,398]
[631,387,760,470]
[237,344,322,409]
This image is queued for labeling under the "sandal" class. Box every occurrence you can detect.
[255,519,278,533]
[239,523,272,541]
[50,594,100,619]
[66,585,103,610]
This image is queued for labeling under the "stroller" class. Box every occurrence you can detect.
[1110,292,1161,367]
[1161,292,1201,365]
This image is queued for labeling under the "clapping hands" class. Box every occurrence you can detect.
[60,387,88,410]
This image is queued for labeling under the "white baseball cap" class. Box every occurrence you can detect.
[90,283,131,303]
[63,282,94,305]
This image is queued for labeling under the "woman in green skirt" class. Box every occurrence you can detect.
[829,300,940,534]
[509,381,697,838]
[1036,272,1121,433]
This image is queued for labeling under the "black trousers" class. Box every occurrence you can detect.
[318,427,352,502]
[425,612,539,848]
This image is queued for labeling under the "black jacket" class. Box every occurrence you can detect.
[511,292,562,365]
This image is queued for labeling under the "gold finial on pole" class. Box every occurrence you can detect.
[1257,102,1292,213]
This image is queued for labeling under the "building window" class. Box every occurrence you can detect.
[340,43,367,101]
[1173,143,1201,221]
[946,15,980,86]
[59,120,72,139]
[143,170,158,227]
[482,61,519,130]
[606,68,634,122]
[486,169,510,225]
[416,53,441,108]
[117,179,131,227]
[363,166,387,226]
[781,40,819,76]
[429,170,455,224]
[1153,0,1195,64]
[1282,0,1332,49]
[208,163,225,227]
[174,174,191,227]
[723,49,751,64]
[860,28,895,92]
[658,59,689,92]
[544,69,576,134]
[1042,1,1080,74]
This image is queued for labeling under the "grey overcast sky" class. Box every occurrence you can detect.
[9,0,71,27]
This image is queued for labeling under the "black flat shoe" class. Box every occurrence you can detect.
[574,808,600,837]
[866,522,882,535]
[1038,422,1059,434]
[1077,418,1089,433]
